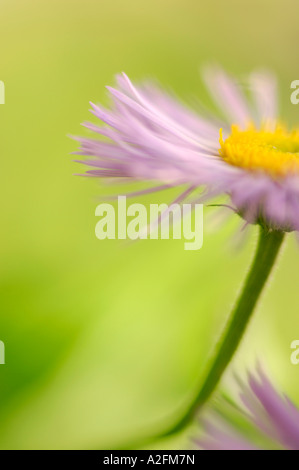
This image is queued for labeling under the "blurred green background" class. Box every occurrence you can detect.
[1,0,299,450]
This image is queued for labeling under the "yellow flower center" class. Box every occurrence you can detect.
[219,124,299,178]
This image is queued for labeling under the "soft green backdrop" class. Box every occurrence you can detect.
[0,0,299,449]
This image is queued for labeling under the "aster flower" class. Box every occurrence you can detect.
[197,365,299,450]
[74,68,294,442]
[75,68,299,232]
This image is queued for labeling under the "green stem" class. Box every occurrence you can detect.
[119,226,285,449]
[196,228,284,402]
[165,226,285,435]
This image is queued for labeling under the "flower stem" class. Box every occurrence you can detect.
[165,226,285,435]
[119,227,285,449]
[196,228,284,402]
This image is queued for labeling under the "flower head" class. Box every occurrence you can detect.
[196,365,299,450]
[74,68,299,232]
